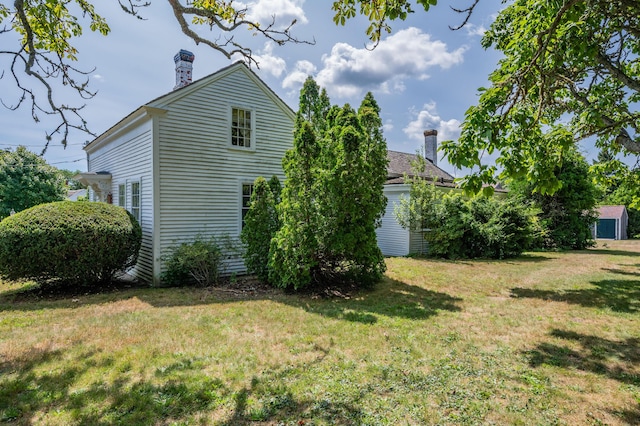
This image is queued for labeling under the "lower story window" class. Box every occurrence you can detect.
[118,184,126,208]
[241,183,253,228]
[131,181,141,223]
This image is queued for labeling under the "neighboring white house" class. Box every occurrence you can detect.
[376,130,458,256]
[76,53,295,285]
[593,205,628,240]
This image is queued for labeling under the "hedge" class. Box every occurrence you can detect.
[0,201,141,286]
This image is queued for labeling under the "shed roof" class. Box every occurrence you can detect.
[597,205,627,219]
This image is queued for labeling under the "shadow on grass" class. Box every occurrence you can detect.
[0,343,369,425]
[507,254,553,263]
[601,267,640,277]
[0,279,155,313]
[579,248,640,257]
[0,277,462,324]
[272,277,462,324]
[524,329,640,425]
[510,279,640,313]
[524,329,640,388]
[616,407,640,426]
[0,347,227,425]
[404,253,551,265]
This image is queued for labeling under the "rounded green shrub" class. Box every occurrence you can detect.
[0,201,142,286]
[161,236,224,287]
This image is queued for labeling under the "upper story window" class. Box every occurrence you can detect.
[131,181,141,223]
[231,107,253,148]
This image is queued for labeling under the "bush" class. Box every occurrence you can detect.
[0,201,141,286]
[508,148,598,250]
[424,193,535,260]
[240,177,279,283]
[629,208,640,239]
[161,236,229,286]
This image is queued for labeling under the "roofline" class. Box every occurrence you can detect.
[146,61,296,120]
[392,172,455,183]
[84,61,296,152]
[83,106,167,153]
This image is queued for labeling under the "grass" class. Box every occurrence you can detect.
[1,240,639,425]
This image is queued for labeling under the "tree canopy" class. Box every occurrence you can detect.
[0,146,66,219]
[507,148,599,249]
[440,0,640,194]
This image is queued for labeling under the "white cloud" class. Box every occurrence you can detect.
[383,119,394,133]
[253,42,287,78]
[403,102,462,143]
[314,27,467,99]
[464,23,487,37]
[282,60,317,90]
[244,0,308,27]
[92,74,105,82]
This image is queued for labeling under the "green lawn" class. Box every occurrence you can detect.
[1,241,639,425]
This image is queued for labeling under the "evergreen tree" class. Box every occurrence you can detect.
[298,77,331,133]
[268,117,321,289]
[319,96,387,283]
[269,82,388,289]
[240,177,279,283]
[267,175,282,206]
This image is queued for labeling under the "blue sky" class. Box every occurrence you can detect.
[0,1,507,175]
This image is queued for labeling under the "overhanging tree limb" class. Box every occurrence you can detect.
[2,0,310,150]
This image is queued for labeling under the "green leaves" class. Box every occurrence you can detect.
[442,0,640,195]
[331,0,430,44]
[241,177,280,283]
[0,146,66,219]
[14,0,110,60]
[508,147,599,249]
[270,82,388,289]
[0,201,141,285]
[395,176,535,259]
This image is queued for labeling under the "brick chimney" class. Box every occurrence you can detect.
[424,129,438,166]
[174,49,195,90]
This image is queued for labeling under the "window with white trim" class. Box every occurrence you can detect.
[231,107,253,148]
[131,181,141,223]
[118,184,126,208]
[241,183,253,228]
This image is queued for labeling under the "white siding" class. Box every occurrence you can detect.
[87,119,155,283]
[377,184,458,256]
[152,65,294,281]
[376,186,411,256]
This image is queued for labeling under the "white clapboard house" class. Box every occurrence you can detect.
[77,52,295,284]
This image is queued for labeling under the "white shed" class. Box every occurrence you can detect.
[376,132,457,257]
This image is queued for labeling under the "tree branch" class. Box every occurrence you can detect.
[449,0,481,31]
[167,0,313,67]
[2,0,312,150]
[9,0,96,151]
[596,50,640,93]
